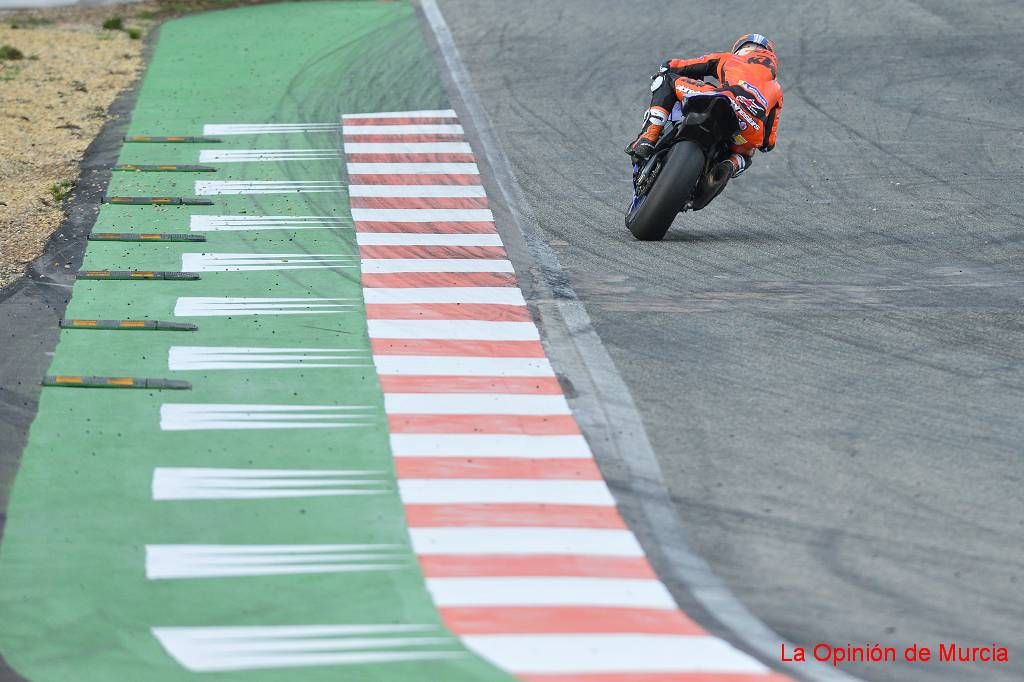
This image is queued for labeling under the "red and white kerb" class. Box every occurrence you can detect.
[343,109,790,682]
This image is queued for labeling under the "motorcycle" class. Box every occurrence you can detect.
[625,93,741,241]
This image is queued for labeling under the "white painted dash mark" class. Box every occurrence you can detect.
[182,253,358,273]
[195,181,346,195]
[204,123,341,136]
[175,297,358,317]
[159,404,377,431]
[191,215,351,232]
[152,468,391,501]
[169,346,371,371]
[152,624,466,672]
[199,149,341,162]
[146,544,409,579]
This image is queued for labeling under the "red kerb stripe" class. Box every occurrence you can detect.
[361,272,518,288]
[358,245,507,259]
[388,414,580,435]
[346,153,476,163]
[417,555,656,579]
[356,221,496,234]
[342,117,457,125]
[372,339,545,357]
[342,134,465,143]
[394,457,601,479]
[350,196,489,210]
[380,376,562,394]
[440,606,703,635]
[405,503,623,528]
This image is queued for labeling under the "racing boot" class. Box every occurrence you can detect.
[625,106,669,162]
[728,152,751,177]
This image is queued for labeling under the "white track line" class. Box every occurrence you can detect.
[408,527,643,556]
[343,109,457,120]
[362,287,522,304]
[346,162,478,175]
[366,320,538,341]
[373,356,552,377]
[399,479,613,505]
[342,124,464,136]
[390,434,592,458]
[360,259,513,274]
[350,208,493,222]
[384,393,569,415]
[425,577,676,608]
[344,142,471,153]
[349,184,484,198]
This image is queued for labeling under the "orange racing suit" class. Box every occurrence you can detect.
[648,48,783,171]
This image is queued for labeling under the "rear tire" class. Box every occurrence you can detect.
[625,141,706,241]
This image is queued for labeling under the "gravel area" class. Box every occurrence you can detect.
[0,4,150,288]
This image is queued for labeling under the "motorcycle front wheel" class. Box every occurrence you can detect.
[625,141,705,241]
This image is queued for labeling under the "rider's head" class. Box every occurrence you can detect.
[732,34,776,55]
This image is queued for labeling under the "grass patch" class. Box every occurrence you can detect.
[126,28,142,40]
[101,17,124,30]
[49,180,74,204]
[0,45,25,60]
[0,65,21,82]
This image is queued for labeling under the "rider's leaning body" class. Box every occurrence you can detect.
[628,34,783,178]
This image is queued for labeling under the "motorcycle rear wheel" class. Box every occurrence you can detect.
[625,141,705,241]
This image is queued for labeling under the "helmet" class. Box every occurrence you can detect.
[732,34,775,54]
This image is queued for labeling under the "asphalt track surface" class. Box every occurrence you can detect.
[436,1,1024,680]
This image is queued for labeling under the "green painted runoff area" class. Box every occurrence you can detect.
[0,3,514,680]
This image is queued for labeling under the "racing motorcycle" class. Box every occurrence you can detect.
[625,93,741,241]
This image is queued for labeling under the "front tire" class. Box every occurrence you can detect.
[625,141,706,241]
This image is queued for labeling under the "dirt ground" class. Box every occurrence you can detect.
[0,4,155,288]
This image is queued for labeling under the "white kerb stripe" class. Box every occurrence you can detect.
[384,393,568,415]
[346,163,478,175]
[344,142,471,154]
[425,577,676,609]
[343,109,458,120]
[350,208,493,222]
[408,527,643,556]
[461,634,768,674]
[367,320,538,341]
[360,259,514,274]
[349,184,484,198]
[363,287,522,304]
[342,124,464,136]
[398,479,613,505]
[373,356,552,377]
[390,434,591,458]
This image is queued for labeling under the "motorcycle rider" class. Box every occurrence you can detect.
[627,34,783,179]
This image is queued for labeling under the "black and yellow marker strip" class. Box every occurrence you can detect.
[102,196,214,206]
[123,136,222,143]
[88,233,207,242]
[76,270,201,281]
[60,319,198,331]
[113,164,217,173]
[43,375,191,390]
